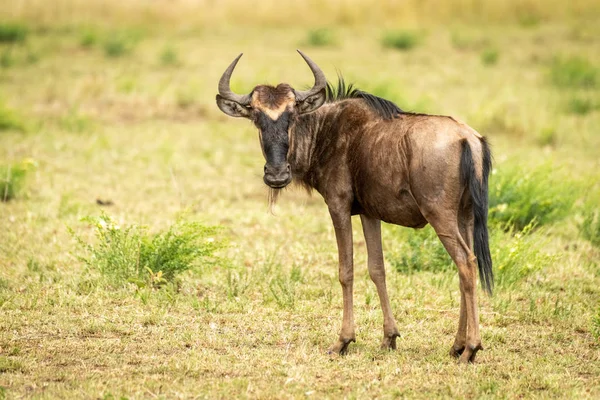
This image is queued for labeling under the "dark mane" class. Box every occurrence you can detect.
[325,77,403,120]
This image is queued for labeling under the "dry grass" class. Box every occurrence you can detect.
[1,1,600,398]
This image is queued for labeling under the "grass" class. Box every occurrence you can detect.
[0,101,26,132]
[481,47,499,66]
[580,210,600,248]
[0,160,34,202]
[71,213,222,287]
[381,30,421,51]
[488,162,578,230]
[159,44,179,66]
[566,96,597,115]
[103,32,138,58]
[550,56,598,88]
[0,23,28,43]
[305,28,336,47]
[0,1,599,398]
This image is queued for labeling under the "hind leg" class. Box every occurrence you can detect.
[450,211,475,358]
[429,214,482,363]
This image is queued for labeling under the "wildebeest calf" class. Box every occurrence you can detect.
[215,51,493,363]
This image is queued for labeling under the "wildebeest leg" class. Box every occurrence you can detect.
[328,207,355,355]
[429,217,482,364]
[360,215,400,350]
[450,213,474,358]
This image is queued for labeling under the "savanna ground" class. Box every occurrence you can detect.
[1,0,600,398]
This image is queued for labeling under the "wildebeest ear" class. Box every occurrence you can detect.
[216,95,252,118]
[296,89,326,114]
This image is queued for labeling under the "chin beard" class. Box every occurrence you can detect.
[268,187,282,213]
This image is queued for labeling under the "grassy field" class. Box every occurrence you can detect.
[1,0,600,398]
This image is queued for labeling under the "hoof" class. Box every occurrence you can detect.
[449,344,465,358]
[328,337,356,356]
[381,332,401,351]
[458,344,483,364]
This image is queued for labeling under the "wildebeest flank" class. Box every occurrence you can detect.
[215,51,493,363]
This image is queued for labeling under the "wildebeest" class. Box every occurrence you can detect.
[215,50,493,363]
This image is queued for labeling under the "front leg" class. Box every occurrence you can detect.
[328,206,355,355]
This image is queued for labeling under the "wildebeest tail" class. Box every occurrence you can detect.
[460,138,494,295]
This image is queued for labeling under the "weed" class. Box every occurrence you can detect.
[71,213,223,287]
[550,56,598,88]
[0,23,28,43]
[566,96,596,115]
[580,210,600,248]
[387,225,453,274]
[268,266,302,309]
[159,45,179,66]
[0,48,15,68]
[0,357,24,373]
[0,101,26,132]
[103,33,136,58]
[489,163,576,230]
[382,30,421,51]
[80,30,98,48]
[1,159,36,202]
[481,47,499,66]
[492,222,554,288]
[58,108,96,133]
[536,127,557,147]
[305,28,336,47]
[592,305,600,341]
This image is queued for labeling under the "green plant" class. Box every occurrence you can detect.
[305,28,335,47]
[481,47,499,66]
[536,127,557,147]
[492,222,554,288]
[0,48,15,68]
[580,210,600,248]
[489,163,577,230]
[1,159,35,202]
[104,34,135,58]
[550,57,598,89]
[72,213,223,287]
[388,225,453,274]
[80,30,98,48]
[0,101,26,131]
[382,30,421,51]
[566,96,596,115]
[592,305,600,341]
[0,23,28,43]
[159,45,178,66]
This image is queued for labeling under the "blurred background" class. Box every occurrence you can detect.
[1,0,599,398]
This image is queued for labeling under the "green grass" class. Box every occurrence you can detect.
[381,30,421,51]
[103,33,138,58]
[0,101,26,131]
[305,28,336,47]
[580,210,600,248]
[0,1,599,398]
[489,162,577,230]
[0,160,33,202]
[0,23,28,43]
[159,44,178,66]
[550,56,598,88]
[71,213,222,287]
[566,96,597,115]
[481,47,499,66]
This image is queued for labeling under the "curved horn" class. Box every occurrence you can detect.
[295,50,327,101]
[218,53,251,105]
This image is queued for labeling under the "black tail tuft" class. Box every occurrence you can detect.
[460,138,494,295]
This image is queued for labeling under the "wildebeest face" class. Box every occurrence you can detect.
[215,51,327,189]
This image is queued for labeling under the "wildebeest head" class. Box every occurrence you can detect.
[216,50,327,189]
